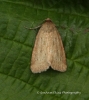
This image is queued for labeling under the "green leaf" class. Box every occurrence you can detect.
[0,0,89,100]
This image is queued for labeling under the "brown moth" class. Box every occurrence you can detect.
[31,18,67,73]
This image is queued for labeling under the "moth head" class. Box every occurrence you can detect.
[45,18,52,22]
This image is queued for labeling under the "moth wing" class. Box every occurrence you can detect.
[31,28,50,73]
[50,30,67,72]
[31,19,67,73]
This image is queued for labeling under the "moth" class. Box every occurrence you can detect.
[30,18,67,73]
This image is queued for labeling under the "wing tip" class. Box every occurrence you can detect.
[31,63,49,73]
[51,64,67,72]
